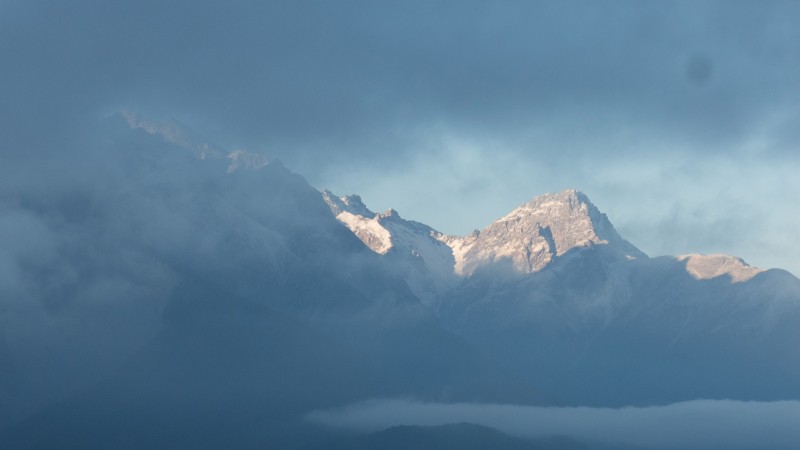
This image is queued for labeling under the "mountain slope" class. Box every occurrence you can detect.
[4,115,800,448]
[322,190,459,304]
[323,189,645,282]
[450,189,646,276]
[326,187,800,406]
[0,116,542,448]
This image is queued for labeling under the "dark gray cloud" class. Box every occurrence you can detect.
[2,0,799,273]
[309,398,800,449]
[4,1,798,154]
[3,4,799,441]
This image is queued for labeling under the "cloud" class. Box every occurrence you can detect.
[1,2,799,437]
[0,211,52,291]
[1,1,799,270]
[316,135,800,275]
[4,1,799,156]
[308,398,800,449]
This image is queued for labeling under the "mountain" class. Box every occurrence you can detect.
[322,188,646,304]
[4,115,800,448]
[448,189,645,275]
[325,187,800,406]
[324,188,644,280]
[0,115,542,448]
[322,190,459,304]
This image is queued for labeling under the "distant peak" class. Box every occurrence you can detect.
[321,190,375,217]
[676,254,764,283]
[118,110,225,159]
[343,195,372,215]
[524,188,592,209]
[380,208,401,219]
[226,150,270,173]
[116,110,276,172]
[500,189,595,226]
[121,110,190,142]
[453,188,645,275]
[321,187,645,279]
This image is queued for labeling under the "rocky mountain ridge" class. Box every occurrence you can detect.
[322,188,762,290]
[4,114,800,449]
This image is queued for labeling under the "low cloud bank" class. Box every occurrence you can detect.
[308,398,800,449]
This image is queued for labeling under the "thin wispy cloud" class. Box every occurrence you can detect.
[309,398,800,449]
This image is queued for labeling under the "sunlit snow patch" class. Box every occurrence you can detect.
[676,253,764,283]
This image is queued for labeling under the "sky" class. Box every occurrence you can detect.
[2,0,799,274]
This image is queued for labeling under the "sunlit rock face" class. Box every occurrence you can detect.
[323,188,645,283]
[325,184,800,407]
[448,189,646,276]
[322,190,459,305]
[676,253,764,283]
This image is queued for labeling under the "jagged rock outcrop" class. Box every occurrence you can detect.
[323,188,645,283]
[448,189,645,275]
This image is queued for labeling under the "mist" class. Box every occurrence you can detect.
[2,2,799,448]
[2,0,800,274]
[309,398,800,449]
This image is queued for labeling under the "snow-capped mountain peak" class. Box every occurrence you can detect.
[321,190,375,217]
[498,189,636,254]
[322,190,392,254]
[322,188,646,281]
[322,190,458,304]
[450,189,646,275]
[380,208,401,219]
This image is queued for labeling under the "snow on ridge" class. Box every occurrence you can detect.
[321,190,454,264]
[451,189,645,276]
[497,189,584,222]
[227,150,270,173]
[436,233,479,276]
[121,110,225,160]
[321,190,459,304]
[322,188,647,278]
[322,191,392,254]
[336,211,393,254]
[494,189,606,253]
[322,190,374,217]
[676,254,765,283]
[121,110,270,171]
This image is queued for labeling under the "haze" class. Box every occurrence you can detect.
[2,0,799,274]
